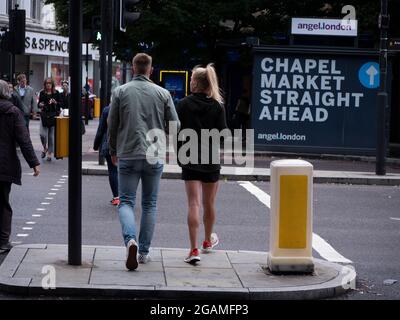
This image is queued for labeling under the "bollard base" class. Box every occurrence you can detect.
[268,254,314,274]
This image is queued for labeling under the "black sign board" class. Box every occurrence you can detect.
[251,47,392,155]
[389,38,400,51]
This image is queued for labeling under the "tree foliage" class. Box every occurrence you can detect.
[45,0,396,67]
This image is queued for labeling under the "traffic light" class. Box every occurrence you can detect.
[116,0,142,32]
[91,16,102,42]
[9,8,26,54]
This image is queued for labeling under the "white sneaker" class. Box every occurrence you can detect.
[184,248,201,264]
[126,239,138,270]
[138,254,151,264]
[201,233,219,253]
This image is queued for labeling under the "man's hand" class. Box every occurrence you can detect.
[33,166,40,177]
[111,155,118,166]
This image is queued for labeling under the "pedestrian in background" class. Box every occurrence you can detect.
[38,78,61,161]
[176,63,227,263]
[94,105,119,206]
[8,82,24,114]
[108,53,179,270]
[60,80,70,111]
[0,80,40,253]
[14,73,38,132]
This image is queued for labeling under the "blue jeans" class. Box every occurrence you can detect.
[118,159,163,255]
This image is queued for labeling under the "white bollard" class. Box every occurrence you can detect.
[268,159,314,273]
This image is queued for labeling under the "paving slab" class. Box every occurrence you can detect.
[0,244,356,300]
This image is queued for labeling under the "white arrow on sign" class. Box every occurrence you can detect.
[366,65,378,85]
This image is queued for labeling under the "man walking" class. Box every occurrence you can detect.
[14,73,38,131]
[108,53,179,270]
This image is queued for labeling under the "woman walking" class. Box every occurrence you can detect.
[93,105,119,206]
[176,64,227,263]
[38,78,61,161]
[0,80,40,253]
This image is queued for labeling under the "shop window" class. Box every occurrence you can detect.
[51,63,69,90]
[30,0,41,21]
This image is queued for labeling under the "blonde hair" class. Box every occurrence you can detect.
[192,63,224,105]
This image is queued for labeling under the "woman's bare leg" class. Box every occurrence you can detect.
[202,181,219,242]
[185,181,202,250]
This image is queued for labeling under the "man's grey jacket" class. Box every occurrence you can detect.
[108,75,180,160]
[13,85,38,116]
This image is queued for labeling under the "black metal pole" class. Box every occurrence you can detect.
[122,62,127,84]
[11,53,15,84]
[100,0,107,113]
[68,0,82,266]
[98,0,108,166]
[106,0,114,105]
[85,42,89,125]
[376,0,389,175]
[8,1,15,84]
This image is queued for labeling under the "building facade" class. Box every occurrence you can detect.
[0,0,99,95]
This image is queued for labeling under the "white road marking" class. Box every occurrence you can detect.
[32,214,42,217]
[11,241,22,245]
[57,181,65,184]
[45,197,54,200]
[238,181,270,207]
[22,227,33,230]
[312,234,352,263]
[54,185,61,188]
[26,221,36,225]
[62,175,68,178]
[237,181,353,264]
[41,202,50,205]
[36,208,46,211]
[51,188,59,191]
[390,217,400,221]
[48,193,56,195]
[17,234,29,237]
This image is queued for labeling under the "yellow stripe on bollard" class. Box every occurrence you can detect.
[94,98,100,118]
[279,175,308,249]
[54,117,69,159]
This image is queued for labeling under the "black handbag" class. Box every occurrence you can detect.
[41,110,57,127]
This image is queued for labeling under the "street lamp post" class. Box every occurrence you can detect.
[376,0,390,175]
[68,0,82,266]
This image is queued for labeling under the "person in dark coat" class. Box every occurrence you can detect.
[38,77,61,161]
[0,80,40,253]
[93,105,119,205]
[176,63,227,264]
[60,80,70,110]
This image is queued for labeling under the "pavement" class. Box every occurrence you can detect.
[82,161,400,186]
[0,244,356,300]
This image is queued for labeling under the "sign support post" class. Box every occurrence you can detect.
[376,0,389,175]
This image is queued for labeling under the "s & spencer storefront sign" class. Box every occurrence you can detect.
[25,31,69,57]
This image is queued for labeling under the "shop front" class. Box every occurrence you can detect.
[14,31,98,95]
